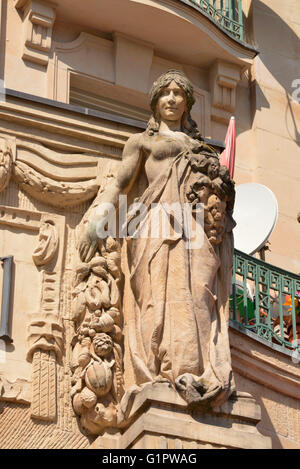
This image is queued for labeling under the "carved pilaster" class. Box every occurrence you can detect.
[0,205,65,416]
[30,349,57,421]
[15,0,56,66]
[209,60,241,123]
[27,274,63,365]
[27,214,65,422]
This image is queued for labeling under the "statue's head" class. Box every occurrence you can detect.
[150,70,195,116]
[147,70,201,140]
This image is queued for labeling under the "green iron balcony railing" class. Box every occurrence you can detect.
[231,249,300,353]
[183,0,244,41]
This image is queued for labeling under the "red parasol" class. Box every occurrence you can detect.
[220,116,236,179]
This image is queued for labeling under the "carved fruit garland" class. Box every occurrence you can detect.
[13,161,99,207]
[71,237,124,435]
[186,150,235,245]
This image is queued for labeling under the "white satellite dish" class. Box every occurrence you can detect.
[233,183,278,255]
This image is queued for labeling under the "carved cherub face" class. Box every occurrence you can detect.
[219,165,230,182]
[93,333,113,357]
[207,194,226,215]
[207,158,220,180]
[157,80,187,123]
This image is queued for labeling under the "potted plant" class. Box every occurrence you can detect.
[284,292,300,344]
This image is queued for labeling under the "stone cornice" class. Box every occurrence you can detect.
[0,89,225,153]
[0,89,135,155]
[230,326,300,400]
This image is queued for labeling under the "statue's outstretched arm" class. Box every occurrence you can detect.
[78,133,143,262]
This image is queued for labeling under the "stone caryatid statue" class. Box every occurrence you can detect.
[72,70,236,435]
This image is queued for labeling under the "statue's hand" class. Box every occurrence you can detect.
[78,226,99,263]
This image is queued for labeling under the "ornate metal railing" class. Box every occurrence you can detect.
[184,0,244,41]
[231,249,300,352]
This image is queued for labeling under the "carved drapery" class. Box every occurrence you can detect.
[0,138,101,206]
[13,162,99,207]
[0,137,102,207]
[12,141,100,207]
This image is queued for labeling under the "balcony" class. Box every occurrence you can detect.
[231,250,300,355]
[48,0,256,70]
[181,0,244,41]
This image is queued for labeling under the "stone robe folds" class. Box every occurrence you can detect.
[124,151,235,407]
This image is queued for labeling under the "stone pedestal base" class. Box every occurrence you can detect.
[90,383,272,449]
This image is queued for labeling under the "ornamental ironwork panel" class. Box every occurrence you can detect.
[231,249,300,352]
[184,0,244,41]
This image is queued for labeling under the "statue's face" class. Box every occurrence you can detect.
[157,80,187,122]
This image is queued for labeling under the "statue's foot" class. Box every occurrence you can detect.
[175,373,222,408]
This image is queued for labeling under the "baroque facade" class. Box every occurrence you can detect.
[0,0,299,449]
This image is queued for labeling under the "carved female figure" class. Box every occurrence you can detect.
[77,70,235,431]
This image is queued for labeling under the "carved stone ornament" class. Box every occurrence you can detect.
[0,376,31,404]
[209,60,241,123]
[28,214,65,422]
[26,306,61,421]
[74,70,236,437]
[27,311,63,363]
[13,161,99,208]
[71,238,124,435]
[15,0,57,66]
[0,139,13,192]
[11,141,100,208]
[27,273,64,422]
[32,220,59,266]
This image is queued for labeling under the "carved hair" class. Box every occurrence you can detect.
[146,69,202,140]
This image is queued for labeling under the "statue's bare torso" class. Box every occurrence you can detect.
[136,131,197,185]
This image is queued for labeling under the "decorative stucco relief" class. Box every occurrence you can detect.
[0,138,14,193]
[28,213,65,422]
[0,204,65,421]
[32,220,58,266]
[15,0,57,67]
[0,376,31,404]
[210,60,242,123]
[12,140,100,207]
[71,235,124,434]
